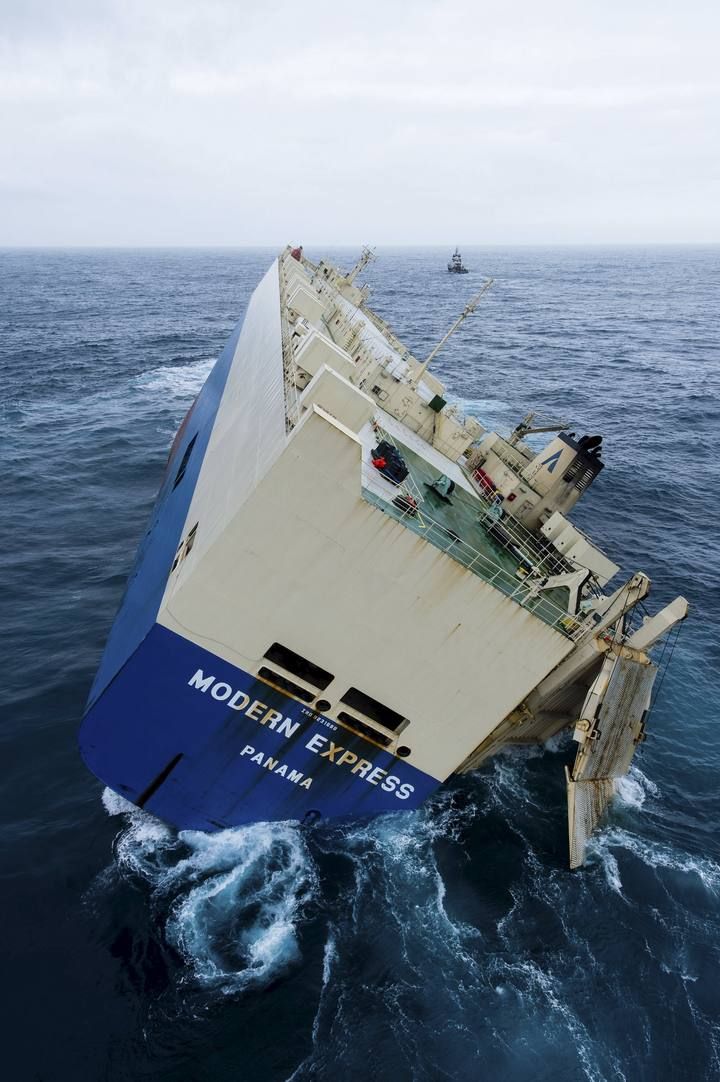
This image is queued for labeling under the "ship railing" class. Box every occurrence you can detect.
[358,303,391,336]
[375,421,570,581]
[360,463,593,642]
[359,305,410,358]
[278,261,303,431]
[475,448,528,480]
[311,281,420,397]
[374,424,569,581]
[326,282,408,357]
[463,475,570,579]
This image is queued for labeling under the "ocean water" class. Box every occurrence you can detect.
[2,246,719,1081]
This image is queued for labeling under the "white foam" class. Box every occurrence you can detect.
[102,787,173,858]
[543,729,572,753]
[321,931,337,988]
[661,962,698,983]
[500,960,607,1082]
[101,786,137,817]
[134,358,215,401]
[589,828,720,895]
[632,765,660,798]
[613,765,660,810]
[423,787,480,844]
[453,395,512,428]
[485,753,541,811]
[598,848,624,895]
[342,809,483,976]
[613,774,646,809]
[111,813,317,993]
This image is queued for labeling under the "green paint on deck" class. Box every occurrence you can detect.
[363,437,576,637]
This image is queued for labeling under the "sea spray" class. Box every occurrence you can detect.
[104,789,318,994]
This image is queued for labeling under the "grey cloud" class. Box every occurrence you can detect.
[0,0,718,244]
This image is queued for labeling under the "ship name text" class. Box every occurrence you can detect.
[188,669,415,800]
[188,668,301,737]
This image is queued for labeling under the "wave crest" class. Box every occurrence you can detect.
[105,790,317,994]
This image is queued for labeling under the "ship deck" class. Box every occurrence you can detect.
[360,424,577,637]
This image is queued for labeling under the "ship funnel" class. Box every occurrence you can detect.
[521,433,604,499]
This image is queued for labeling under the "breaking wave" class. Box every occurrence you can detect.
[96,748,720,1082]
[588,827,720,897]
[613,765,660,810]
[103,789,317,995]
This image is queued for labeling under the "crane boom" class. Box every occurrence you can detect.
[411,278,493,386]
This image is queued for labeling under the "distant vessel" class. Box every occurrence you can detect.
[448,248,469,273]
[79,246,687,867]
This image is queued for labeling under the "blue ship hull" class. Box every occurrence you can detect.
[80,298,439,831]
[86,316,243,712]
[81,624,436,831]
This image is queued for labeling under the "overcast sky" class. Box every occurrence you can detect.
[1,0,718,245]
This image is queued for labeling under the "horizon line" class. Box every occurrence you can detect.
[2,241,719,250]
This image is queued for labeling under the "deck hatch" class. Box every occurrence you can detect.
[262,643,334,690]
[340,687,406,731]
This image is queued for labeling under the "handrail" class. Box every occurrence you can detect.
[278,262,303,431]
[464,472,569,578]
[361,463,594,642]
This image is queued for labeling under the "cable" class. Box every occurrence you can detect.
[650,620,683,710]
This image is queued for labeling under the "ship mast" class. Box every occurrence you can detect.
[411,278,493,387]
[345,246,376,285]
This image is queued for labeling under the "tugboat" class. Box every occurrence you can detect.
[447,247,469,273]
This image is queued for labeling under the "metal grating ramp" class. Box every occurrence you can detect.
[567,656,657,868]
[566,770,615,870]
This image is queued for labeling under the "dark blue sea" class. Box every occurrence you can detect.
[3,247,719,1081]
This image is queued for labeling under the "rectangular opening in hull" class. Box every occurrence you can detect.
[258,666,315,703]
[263,643,334,690]
[340,687,405,731]
[336,711,393,748]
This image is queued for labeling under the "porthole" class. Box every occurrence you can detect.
[315,699,332,713]
[396,746,411,758]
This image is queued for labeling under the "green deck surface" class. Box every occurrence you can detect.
[363,438,576,636]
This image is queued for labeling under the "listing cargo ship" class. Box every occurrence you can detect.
[79,247,687,867]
